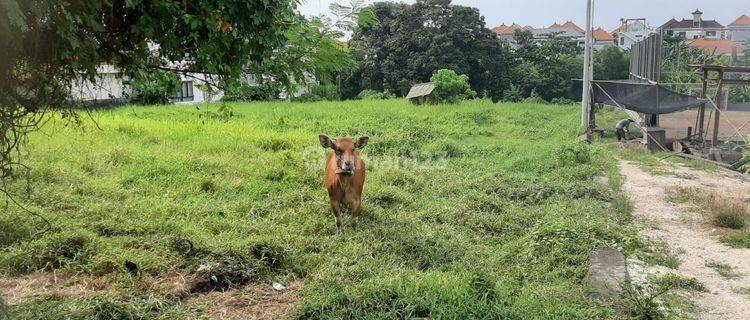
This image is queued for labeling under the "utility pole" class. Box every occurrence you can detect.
[581,0,594,129]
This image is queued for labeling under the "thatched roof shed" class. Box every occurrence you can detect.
[406,82,436,104]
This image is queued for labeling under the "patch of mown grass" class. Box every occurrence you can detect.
[1,100,639,318]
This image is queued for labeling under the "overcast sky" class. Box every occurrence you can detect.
[298,0,750,31]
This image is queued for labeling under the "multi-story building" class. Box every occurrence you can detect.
[659,9,725,40]
[611,18,656,50]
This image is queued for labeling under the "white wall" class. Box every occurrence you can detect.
[69,65,224,105]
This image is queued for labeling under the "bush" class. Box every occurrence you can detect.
[428,69,476,104]
[222,81,281,102]
[714,212,746,229]
[551,97,576,105]
[522,89,547,104]
[129,70,181,105]
[502,84,524,103]
[293,84,341,102]
[357,90,395,100]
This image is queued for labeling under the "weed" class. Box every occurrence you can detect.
[652,273,707,292]
[733,286,750,297]
[705,261,744,279]
[664,187,748,230]
[720,231,750,249]
[620,279,672,320]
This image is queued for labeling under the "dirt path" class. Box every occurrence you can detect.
[620,160,750,320]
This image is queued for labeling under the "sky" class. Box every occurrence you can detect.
[298,0,750,31]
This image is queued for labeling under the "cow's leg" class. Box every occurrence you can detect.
[351,199,362,231]
[329,200,343,234]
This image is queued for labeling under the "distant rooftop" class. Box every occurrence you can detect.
[730,14,750,27]
[689,38,744,55]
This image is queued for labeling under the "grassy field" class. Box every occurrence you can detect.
[1,99,650,319]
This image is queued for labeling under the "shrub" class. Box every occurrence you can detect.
[222,81,281,102]
[502,84,523,102]
[129,70,181,105]
[522,89,547,104]
[357,90,395,100]
[428,69,476,104]
[551,97,576,105]
[293,84,341,102]
[714,212,746,229]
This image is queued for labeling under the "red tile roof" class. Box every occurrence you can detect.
[492,23,521,36]
[550,22,563,29]
[593,28,615,41]
[729,14,750,26]
[562,21,584,32]
[689,38,744,55]
[491,23,508,34]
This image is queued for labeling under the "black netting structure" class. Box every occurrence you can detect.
[592,80,706,115]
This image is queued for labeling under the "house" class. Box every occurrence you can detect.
[592,28,616,50]
[492,23,522,43]
[612,18,656,50]
[531,27,585,47]
[689,38,745,56]
[728,14,750,48]
[659,9,725,40]
[69,65,223,106]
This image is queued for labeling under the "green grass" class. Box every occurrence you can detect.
[0,100,647,319]
[651,273,707,292]
[721,232,750,249]
[705,261,744,279]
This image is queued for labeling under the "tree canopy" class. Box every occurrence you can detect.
[347,0,514,100]
[0,0,297,179]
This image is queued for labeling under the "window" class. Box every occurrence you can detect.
[678,32,686,38]
[172,81,194,102]
[706,31,716,37]
[620,37,625,45]
[693,35,699,39]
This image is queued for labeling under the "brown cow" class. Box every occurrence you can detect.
[319,135,368,232]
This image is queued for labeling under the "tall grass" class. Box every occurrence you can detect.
[0,100,643,318]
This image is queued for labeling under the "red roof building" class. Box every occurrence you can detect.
[689,38,744,55]
[593,28,616,42]
[562,21,584,33]
[729,14,750,26]
[492,23,521,36]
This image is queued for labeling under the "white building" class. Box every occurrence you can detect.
[69,65,223,106]
[612,18,656,51]
[659,9,725,40]
[728,14,750,48]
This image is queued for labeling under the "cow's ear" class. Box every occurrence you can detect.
[319,135,336,149]
[356,136,369,149]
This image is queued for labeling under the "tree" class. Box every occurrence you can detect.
[0,0,295,181]
[511,31,584,101]
[594,46,630,80]
[347,0,514,101]
[247,16,359,99]
[429,69,476,104]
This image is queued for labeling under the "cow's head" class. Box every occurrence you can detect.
[319,135,368,175]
